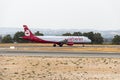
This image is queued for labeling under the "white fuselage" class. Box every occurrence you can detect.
[37,36,91,43]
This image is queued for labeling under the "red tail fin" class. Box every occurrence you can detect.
[23,25,34,37]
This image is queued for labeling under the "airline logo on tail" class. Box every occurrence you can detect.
[23,25,34,37]
[25,30,30,36]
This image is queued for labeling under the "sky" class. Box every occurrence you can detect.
[0,0,120,30]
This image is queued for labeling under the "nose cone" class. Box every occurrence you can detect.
[88,39,91,43]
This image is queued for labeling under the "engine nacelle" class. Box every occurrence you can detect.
[67,42,74,46]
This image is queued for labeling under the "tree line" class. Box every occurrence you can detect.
[0,31,120,44]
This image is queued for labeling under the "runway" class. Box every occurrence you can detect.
[0,50,120,58]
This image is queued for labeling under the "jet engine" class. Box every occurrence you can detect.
[67,42,74,46]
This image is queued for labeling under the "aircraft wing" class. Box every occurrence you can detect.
[59,39,68,43]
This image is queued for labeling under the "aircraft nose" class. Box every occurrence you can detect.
[89,39,91,43]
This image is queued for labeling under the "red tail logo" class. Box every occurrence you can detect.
[23,25,34,37]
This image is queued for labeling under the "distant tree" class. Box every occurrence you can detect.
[0,35,2,43]
[93,33,104,44]
[112,35,120,44]
[72,32,82,36]
[1,35,13,43]
[13,31,29,43]
[83,32,103,44]
[62,32,72,36]
[34,31,44,36]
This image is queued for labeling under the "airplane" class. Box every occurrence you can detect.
[21,25,91,47]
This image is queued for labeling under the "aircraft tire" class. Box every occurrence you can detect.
[53,44,56,47]
[59,44,63,47]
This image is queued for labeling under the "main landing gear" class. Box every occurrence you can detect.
[59,43,63,47]
[53,44,56,47]
[53,43,63,47]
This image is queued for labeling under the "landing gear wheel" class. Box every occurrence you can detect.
[82,44,85,47]
[53,44,56,47]
[59,44,63,47]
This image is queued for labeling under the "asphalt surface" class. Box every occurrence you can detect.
[0,50,120,58]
